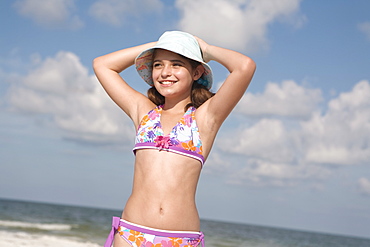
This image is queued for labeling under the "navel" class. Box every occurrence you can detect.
[159,207,164,215]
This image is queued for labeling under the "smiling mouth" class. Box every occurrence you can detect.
[159,80,176,85]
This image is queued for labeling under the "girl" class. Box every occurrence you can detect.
[93,31,256,247]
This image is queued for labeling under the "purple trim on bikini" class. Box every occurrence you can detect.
[133,142,205,166]
[104,216,205,247]
[119,218,202,239]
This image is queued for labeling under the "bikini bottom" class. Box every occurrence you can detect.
[104,216,205,247]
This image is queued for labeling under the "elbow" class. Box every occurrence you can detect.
[239,57,256,88]
[92,56,103,71]
[242,57,256,74]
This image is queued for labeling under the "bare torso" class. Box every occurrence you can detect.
[121,149,203,231]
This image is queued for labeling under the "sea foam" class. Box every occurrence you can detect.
[0,220,72,231]
[0,230,101,247]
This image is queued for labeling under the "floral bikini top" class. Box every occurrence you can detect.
[133,105,204,166]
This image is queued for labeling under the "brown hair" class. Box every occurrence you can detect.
[147,52,215,111]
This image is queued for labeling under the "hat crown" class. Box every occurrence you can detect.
[155,31,203,63]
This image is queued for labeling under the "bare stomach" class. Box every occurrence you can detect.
[121,150,202,231]
[122,193,200,231]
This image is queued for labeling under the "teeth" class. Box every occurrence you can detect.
[161,81,174,85]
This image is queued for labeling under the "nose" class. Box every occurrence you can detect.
[161,64,172,78]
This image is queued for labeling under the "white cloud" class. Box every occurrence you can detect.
[6,51,134,144]
[358,177,370,195]
[223,118,295,163]
[215,80,370,186]
[236,80,322,118]
[89,0,164,27]
[358,21,370,41]
[302,80,370,166]
[175,0,306,52]
[227,159,330,187]
[13,0,83,30]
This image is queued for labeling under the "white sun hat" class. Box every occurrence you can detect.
[135,31,213,90]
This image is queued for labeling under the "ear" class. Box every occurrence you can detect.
[193,65,205,81]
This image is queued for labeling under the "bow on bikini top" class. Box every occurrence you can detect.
[133,105,205,166]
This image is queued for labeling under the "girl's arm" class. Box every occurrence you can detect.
[197,37,256,128]
[93,42,156,125]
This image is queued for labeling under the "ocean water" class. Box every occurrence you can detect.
[1,198,369,247]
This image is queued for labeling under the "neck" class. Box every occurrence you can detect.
[163,97,191,112]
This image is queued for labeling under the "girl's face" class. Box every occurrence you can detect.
[152,49,202,99]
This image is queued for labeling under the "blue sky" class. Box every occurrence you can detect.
[1,0,370,240]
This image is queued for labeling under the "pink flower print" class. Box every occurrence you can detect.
[154,135,172,150]
[181,114,193,127]
[160,240,174,247]
[142,240,162,247]
[148,110,158,120]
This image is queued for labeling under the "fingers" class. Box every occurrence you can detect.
[194,36,211,63]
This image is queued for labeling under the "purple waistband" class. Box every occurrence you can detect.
[104,216,205,247]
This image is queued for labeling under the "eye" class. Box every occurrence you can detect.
[153,62,162,68]
[172,63,182,67]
